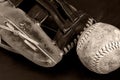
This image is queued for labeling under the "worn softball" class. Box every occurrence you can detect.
[77,22,120,74]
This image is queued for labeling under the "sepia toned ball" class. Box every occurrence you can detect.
[77,22,120,74]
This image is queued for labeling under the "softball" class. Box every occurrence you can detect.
[77,22,120,74]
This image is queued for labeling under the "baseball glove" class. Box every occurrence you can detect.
[0,0,96,67]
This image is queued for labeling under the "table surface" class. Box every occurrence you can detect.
[1,0,120,80]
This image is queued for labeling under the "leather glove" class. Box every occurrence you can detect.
[0,0,95,67]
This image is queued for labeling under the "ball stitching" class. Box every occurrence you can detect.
[92,41,120,71]
[77,25,96,50]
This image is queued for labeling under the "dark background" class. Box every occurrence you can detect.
[1,0,120,80]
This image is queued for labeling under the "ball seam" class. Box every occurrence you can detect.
[77,25,96,50]
[92,41,120,72]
